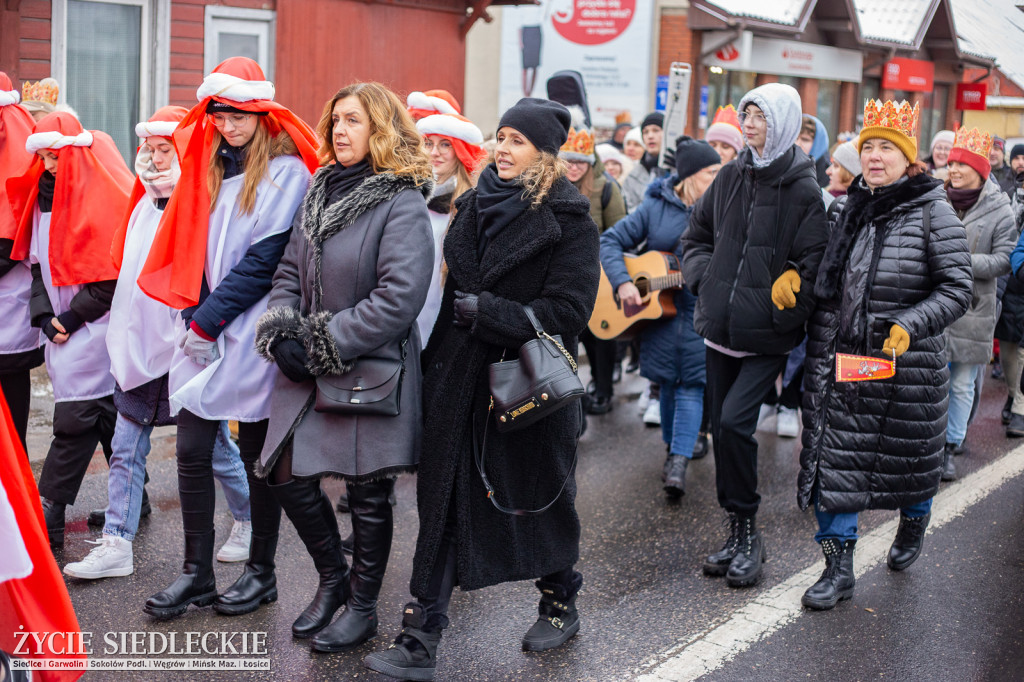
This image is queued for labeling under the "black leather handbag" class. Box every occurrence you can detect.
[488,305,585,433]
[314,336,408,416]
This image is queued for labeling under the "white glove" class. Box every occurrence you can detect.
[182,328,220,366]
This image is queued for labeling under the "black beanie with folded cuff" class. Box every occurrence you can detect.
[497,98,572,154]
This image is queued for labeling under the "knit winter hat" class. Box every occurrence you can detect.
[831,140,861,176]
[705,105,743,154]
[930,129,955,153]
[497,98,571,155]
[993,136,1005,152]
[674,136,721,182]
[1010,144,1024,160]
[624,126,643,147]
[641,112,664,131]
[858,99,920,164]
[947,126,993,180]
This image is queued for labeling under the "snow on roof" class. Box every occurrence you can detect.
[855,0,936,45]
[703,0,809,26]
[952,0,1024,89]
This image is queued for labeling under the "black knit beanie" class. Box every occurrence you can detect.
[497,98,571,154]
[641,112,665,131]
[1011,143,1024,160]
[674,136,721,182]
[206,100,267,116]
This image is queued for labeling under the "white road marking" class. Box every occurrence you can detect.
[632,442,1024,681]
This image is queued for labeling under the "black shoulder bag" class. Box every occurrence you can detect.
[314,335,408,416]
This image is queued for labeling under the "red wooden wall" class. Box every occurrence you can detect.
[1,0,52,83]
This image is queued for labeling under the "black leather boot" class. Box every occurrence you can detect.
[143,531,217,619]
[692,432,709,459]
[1002,395,1013,425]
[273,479,350,638]
[312,478,395,653]
[522,572,582,651]
[41,498,66,549]
[363,603,443,681]
[703,513,739,576]
[341,532,354,554]
[663,455,689,498]
[336,492,349,514]
[801,538,855,610]
[888,512,930,571]
[725,515,766,588]
[941,443,957,482]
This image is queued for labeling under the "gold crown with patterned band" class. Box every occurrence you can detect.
[947,126,994,179]
[21,78,59,113]
[559,126,596,163]
[858,99,920,163]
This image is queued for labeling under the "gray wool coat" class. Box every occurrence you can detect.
[254,168,434,480]
[945,180,1017,364]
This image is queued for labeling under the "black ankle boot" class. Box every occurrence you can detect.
[522,572,582,651]
[312,478,395,653]
[273,479,350,638]
[41,498,66,549]
[363,603,443,681]
[703,513,739,576]
[214,535,278,615]
[144,531,217,619]
[941,443,957,482]
[663,455,689,498]
[888,512,930,571]
[692,432,709,459]
[801,538,855,610]
[725,515,766,588]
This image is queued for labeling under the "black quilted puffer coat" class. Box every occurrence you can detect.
[798,174,973,513]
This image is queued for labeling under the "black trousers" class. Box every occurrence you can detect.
[705,348,787,517]
[1,369,33,453]
[37,396,116,504]
[176,410,267,535]
[580,329,617,399]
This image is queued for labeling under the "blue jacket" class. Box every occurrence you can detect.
[599,175,705,386]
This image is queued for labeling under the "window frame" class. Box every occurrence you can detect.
[203,6,277,81]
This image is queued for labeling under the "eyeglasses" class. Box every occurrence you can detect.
[423,138,453,153]
[208,113,254,129]
[738,111,767,125]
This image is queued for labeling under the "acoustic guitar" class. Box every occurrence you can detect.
[588,251,684,340]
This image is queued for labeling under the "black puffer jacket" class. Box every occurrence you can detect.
[799,175,972,513]
[681,146,828,355]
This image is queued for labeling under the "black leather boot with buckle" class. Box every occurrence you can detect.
[725,514,766,588]
[703,513,739,576]
[801,538,855,610]
[363,602,444,681]
[888,512,930,571]
[522,571,582,652]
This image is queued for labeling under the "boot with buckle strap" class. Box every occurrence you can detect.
[801,538,855,610]
[522,571,582,652]
[363,602,444,681]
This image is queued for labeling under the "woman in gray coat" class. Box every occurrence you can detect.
[253,82,434,652]
[942,130,1016,481]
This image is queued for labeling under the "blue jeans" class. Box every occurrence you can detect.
[814,498,932,543]
[103,417,249,541]
[659,382,704,458]
[947,362,981,446]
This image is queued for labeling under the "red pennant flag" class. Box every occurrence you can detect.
[835,352,896,383]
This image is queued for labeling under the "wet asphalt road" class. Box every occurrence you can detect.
[24,365,1024,681]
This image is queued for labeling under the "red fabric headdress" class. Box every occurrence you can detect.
[111,105,189,270]
[0,71,36,242]
[416,113,487,174]
[137,57,319,309]
[5,112,133,286]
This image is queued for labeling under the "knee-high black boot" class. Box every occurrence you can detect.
[312,477,395,653]
[143,531,217,619]
[273,479,350,638]
[215,472,281,615]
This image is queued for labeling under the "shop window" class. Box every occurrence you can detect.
[816,80,840,142]
[204,6,276,79]
[920,84,950,158]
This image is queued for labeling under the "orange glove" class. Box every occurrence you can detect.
[882,324,910,358]
[770,269,801,310]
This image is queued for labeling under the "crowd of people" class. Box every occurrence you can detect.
[3,56,1024,680]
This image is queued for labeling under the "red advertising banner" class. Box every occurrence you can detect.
[955,82,987,110]
[882,58,934,92]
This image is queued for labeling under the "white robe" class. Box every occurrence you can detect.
[106,199,177,392]
[29,210,115,402]
[168,155,310,421]
[415,206,450,344]
[0,258,41,356]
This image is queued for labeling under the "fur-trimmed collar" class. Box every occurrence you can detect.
[815,173,942,299]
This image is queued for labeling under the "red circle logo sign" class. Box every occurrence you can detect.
[715,42,740,62]
[551,0,635,46]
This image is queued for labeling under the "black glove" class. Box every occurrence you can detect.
[57,309,84,335]
[660,145,676,173]
[453,291,479,327]
[42,318,63,342]
[271,338,314,383]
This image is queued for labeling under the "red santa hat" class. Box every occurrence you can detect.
[705,105,743,155]
[416,113,486,174]
[5,112,133,286]
[0,71,35,243]
[138,57,320,309]
[407,90,461,121]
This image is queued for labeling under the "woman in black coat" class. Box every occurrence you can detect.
[798,100,972,611]
[364,98,600,681]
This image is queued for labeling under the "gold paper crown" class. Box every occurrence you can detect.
[952,126,992,159]
[22,78,59,106]
[862,99,919,140]
[560,126,595,158]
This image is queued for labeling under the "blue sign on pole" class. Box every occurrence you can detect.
[698,85,709,130]
[655,75,669,112]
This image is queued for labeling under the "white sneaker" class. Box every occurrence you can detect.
[776,406,800,438]
[217,520,251,562]
[637,386,651,412]
[63,535,133,579]
[756,403,776,432]
[643,400,661,426]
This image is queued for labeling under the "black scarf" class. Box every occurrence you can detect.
[946,185,982,213]
[323,160,373,207]
[475,163,531,257]
[815,173,941,300]
[37,171,55,213]
[640,152,659,172]
[217,140,248,179]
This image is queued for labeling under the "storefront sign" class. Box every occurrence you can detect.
[882,58,934,92]
[499,0,655,128]
[955,82,987,110]
[702,31,862,83]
